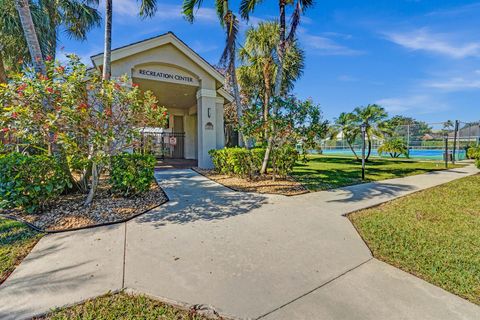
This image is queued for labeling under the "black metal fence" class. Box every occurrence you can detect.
[141,132,185,159]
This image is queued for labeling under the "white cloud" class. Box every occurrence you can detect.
[376,95,449,114]
[424,77,480,91]
[383,28,480,59]
[299,32,364,56]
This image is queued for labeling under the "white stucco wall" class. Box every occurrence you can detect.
[92,34,232,168]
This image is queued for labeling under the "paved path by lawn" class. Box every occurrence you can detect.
[0,166,479,319]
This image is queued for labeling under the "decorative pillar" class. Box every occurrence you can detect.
[196,89,217,168]
[215,97,225,149]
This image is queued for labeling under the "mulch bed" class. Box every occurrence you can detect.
[2,180,167,232]
[195,168,308,196]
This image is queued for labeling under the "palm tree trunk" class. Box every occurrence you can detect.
[0,49,7,83]
[347,140,359,160]
[273,0,286,96]
[102,0,112,80]
[260,0,286,175]
[366,139,372,161]
[228,57,247,147]
[14,0,46,75]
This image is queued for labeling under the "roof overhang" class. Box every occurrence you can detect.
[91,32,225,85]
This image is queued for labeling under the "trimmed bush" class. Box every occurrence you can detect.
[0,153,70,213]
[209,147,265,178]
[467,146,480,160]
[271,144,299,177]
[110,153,156,196]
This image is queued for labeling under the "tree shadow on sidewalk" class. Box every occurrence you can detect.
[135,170,269,227]
[327,182,416,203]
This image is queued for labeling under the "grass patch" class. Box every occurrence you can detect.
[40,292,209,320]
[0,217,42,284]
[293,155,462,190]
[349,174,480,305]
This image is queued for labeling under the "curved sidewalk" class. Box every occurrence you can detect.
[0,166,478,319]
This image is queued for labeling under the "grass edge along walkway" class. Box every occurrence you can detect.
[293,155,463,191]
[349,174,480,305]
[0,217,43,284]
[38,291,210,320]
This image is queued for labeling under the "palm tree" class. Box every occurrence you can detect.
[41,0,101,59]
[14,0,47,75]
[2,0,100,82]
[102,0,157,80]
[240,0,314,174]
[182,0,244,140]
[1,0,49,82]
[238,21,304,125]
[332,112,360,160]
[353,104,388,161]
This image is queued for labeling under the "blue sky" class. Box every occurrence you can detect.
[57,0,480,124]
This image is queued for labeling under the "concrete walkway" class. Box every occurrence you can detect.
[0,166,479,319]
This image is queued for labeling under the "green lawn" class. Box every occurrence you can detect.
[292,155,461,190]
[0,217,42,284]
[41,292,207,320]
[349,174,480,305]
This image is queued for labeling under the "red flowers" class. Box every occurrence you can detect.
[11,112,18,119]
[46,55,53,61]
[77,102,88,111]
[132,83,139,88]
[17,83,27,92]
[46,87,54,94]
[1,128,9,133]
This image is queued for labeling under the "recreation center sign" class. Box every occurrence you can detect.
[133,66,199,86]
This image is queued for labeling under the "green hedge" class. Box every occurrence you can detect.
[209,146,299,178]
[467,146,480,159]
[271,144,299,177]
[209,147,265,177]
[110,153,156,196]
[0,153,70,213]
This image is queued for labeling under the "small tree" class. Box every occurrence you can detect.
[378,138,409,158]
[239,96,328,177]
[0,56,167,206]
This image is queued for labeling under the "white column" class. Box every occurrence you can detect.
[196,89,217,168]
[215,97,225,149]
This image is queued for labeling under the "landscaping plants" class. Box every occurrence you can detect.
[350,174,480,305]
[110,153,156,196]
[0,153,70,213]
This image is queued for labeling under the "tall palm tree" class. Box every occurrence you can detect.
[238,21,304,124]
[41,0,101,59]
[2,0,100,82]
[332,112,360,160]
[240,0,314,174]
[102,0,157,80]
[14,0,46,75]
[353,104,388,160]
[1,0,50,82]
[182,0,244,140]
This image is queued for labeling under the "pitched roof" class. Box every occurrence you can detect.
[90,32,225,84]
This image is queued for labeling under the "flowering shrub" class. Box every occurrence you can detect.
[110,153,156,196]
[0,56,168,205]
[0,153,70,213]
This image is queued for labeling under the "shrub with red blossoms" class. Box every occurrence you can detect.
[0,56,168,205]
